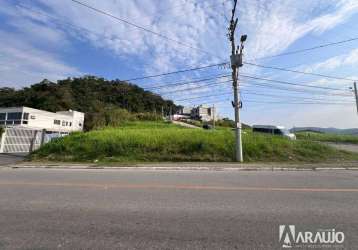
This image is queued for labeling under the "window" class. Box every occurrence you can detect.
[22,121,28,125]
[62,121,66,126]
[7,112,22,120]
[54,120,61,125]
[0,121,5,125]
[274,129,283,135]
[253,128,273,134]
[5,112,22,125]
[79,123,82,127]
[0,113,5,120]
[23,113,29,120]
[69,122,72,127]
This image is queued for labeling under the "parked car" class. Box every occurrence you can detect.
[252,125,296,140]
[203,124,213,130]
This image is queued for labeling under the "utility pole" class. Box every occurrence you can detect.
[212,104,216,129]
[228,0,246,162]
[354,82,358,114]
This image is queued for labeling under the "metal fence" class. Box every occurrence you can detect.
[0,127,63,154]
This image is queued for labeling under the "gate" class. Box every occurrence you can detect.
[0,127,57,154]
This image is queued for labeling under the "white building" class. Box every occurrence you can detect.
[176,105,217,122]
[191,105,216,122]
[0,107,85,133]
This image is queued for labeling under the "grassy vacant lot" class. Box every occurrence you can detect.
[31,122,358,163]
[297,132,358,144]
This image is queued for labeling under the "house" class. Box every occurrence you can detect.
[0,107,85,133]
[191,105,216,122]
[176,105,217,122]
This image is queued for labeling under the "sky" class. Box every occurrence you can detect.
[0,0,358,129]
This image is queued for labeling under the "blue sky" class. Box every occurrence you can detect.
[0,0,358,128]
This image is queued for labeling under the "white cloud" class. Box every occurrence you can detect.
[241,0,358,61]
[0,30,80,88]
[305,49,358,72]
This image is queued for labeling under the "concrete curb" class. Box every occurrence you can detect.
[2,164,358,171]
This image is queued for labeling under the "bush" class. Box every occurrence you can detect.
[135,112,163,121]
[84,107,164,130]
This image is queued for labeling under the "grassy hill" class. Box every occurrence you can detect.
[0,76,178,130]
[297,132,358,144]
[31,122,358,163]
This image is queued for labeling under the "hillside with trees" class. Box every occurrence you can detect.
[0,76,178,130]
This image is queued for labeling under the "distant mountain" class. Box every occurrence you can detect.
[291,127,358,135]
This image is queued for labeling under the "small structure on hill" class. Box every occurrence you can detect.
[175,105,217,122]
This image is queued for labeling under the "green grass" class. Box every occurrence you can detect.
[296,132,358,144]
[31,122,358,163]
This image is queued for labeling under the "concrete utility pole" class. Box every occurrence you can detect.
[228,0,246,162]
[212,104,215,129]
[354,82,358,114]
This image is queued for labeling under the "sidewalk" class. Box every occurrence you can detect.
[3,162,358,171]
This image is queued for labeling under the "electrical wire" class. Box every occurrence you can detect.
[125,63,227,82]
[240,81,352,97]
[244,62,358,82]
[71,0,217,57]
[240,74,350,92]
[251,37,358,60]
[159,79,232,95]
[146,74,230,90]
[241,90,353,103]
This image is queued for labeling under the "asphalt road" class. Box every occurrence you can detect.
[0,169,357,250]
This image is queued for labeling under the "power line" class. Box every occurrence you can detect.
[244,62,358,82]
[70,0,216,57]
[252,36,358,60]
[172,85,351,103]
[144,72,228,88]
[240,74,350,92]
[243,100,354,106]
[146,74,230,90]
[175,92,232,101]
[22,0,358,88]
[241,81,352,97]
[124,62,227,81]
[16,3,194,62]
[158,79,232,95]
[173,91,354,105]
[24,0,358,97]
[241,90,352,103]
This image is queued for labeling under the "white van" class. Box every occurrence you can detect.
[252,125,296,140]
